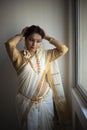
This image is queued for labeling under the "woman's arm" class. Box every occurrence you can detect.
[5,34,23,63]
[5,27,28,69]
[42,28,68,61]
[44,34,68,55]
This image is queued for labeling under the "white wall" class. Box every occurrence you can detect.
[0,0,69,129]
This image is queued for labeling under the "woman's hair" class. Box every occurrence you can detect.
[24,25,45,39]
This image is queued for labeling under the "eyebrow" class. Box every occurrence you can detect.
[29,37,42,41]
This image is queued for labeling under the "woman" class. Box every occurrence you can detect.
[5,25,69,130]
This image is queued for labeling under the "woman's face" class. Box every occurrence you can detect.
[25,33,42,53]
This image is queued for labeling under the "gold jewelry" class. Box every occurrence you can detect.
[28,53,40,74]
[35,53,40,73]
[49,37,54,43]
[23,49,31,59]
[23,49,40,74]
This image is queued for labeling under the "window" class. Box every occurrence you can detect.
[75,0,87,101]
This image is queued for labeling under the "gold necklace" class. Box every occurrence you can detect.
[23,49,40,74]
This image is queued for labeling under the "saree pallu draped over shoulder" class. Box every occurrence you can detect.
[16,49,70,130]
[47,60,70,126]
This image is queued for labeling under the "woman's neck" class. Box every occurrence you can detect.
[29,50,36,57]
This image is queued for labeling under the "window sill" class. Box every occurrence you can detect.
[72,88,87,130]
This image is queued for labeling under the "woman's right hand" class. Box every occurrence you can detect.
[21,27,29,37]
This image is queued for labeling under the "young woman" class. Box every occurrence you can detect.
[5,25,69,130]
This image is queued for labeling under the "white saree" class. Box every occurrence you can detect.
[16,48,70,130]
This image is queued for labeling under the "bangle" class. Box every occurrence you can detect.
[49,37,54,43]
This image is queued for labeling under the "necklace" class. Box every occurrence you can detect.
[23,49,40,74]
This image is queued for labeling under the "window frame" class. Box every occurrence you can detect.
[75,0,87,102]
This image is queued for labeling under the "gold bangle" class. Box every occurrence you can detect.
[49,37,54,43]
